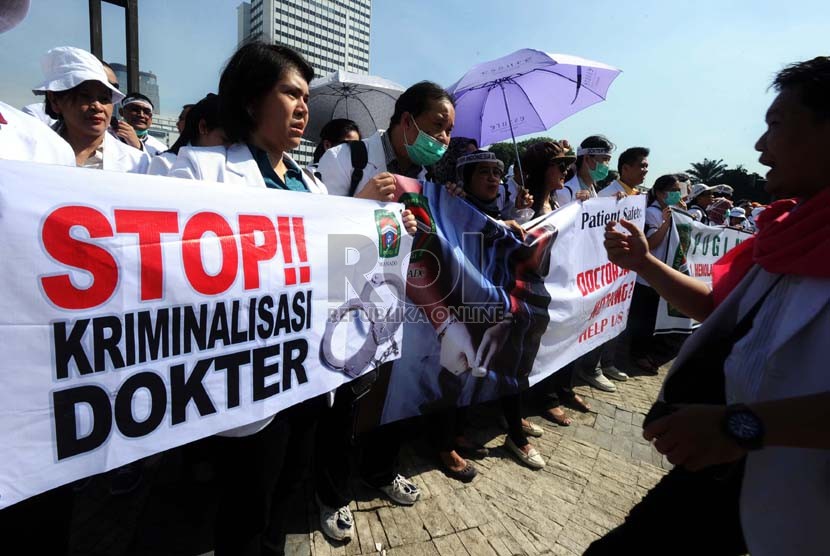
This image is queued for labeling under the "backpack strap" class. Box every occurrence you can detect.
[347,140,369,197]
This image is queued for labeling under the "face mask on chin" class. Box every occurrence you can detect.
[403,117,447,167]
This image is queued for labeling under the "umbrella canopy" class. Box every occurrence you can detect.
[306,70,405,143]
[447,49,621,147]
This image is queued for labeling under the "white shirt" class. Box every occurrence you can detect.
[556,174,597,206]
[598,179,627,197]
[663,266,830,555]
[0,101,75,166]
[317,131,426,197]
[638,201,669,287]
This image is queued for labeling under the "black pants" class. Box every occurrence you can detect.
[501,392,527,447]
[314,385,356,509]
[585,465,747,555]
[626,283,661,359]
[535,362,575,410]
[213,416,290,556]
[427,407,468,452]
[359,421,404,488]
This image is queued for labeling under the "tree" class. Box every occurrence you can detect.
[687,158,727,183]
[488,136,558,171]
[717,168,771,204]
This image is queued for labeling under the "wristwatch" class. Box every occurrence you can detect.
[722,404,765,451]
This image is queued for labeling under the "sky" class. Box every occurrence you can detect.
[2,0,829,182]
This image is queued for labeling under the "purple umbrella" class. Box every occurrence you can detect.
[447,49,621,191]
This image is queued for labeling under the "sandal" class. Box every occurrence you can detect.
[566,393,591,413]
[542,407,572,427]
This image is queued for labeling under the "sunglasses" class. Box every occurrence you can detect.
[549,161,569,173]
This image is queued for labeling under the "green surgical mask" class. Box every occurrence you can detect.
[403,118,447,167]
[666,191,682,206]
[589,160,609,181]
[135,128,149,138]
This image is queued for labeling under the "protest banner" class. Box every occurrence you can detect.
[654,207,753,334]
[0,160,408,508]
[371,179,646,425]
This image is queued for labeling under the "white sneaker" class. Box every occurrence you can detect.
[602,365,629,382]
[580,369,617,392]
[379,474,420,506]
[505,437,545,469]
[318,500,354,542]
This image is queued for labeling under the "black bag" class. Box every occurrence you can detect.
[347,140,369,197]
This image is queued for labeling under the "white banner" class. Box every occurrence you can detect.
[654,208,753,334]
[0,160,409,508]
[377,189,646,424]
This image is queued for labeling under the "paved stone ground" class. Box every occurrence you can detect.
[63,360,672,556]
[275,364,672,556]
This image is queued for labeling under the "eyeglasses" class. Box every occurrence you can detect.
[475,167,504,178]
[126,105,152,116]
[549,161,569,173]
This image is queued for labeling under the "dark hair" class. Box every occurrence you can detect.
[312,118,361,163]
[432,136,476,185]
[520,141,562,217]
[167,93,220,155]
[647,174,680,205]
[218,41,314,143]
[674,172,691,183]
[388,81,454,129]
[575,134,615,169]
[617,146,650,173]
[773,57,830,120]
[181,103,195,111]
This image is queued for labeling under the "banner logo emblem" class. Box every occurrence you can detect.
[374,209,401,258]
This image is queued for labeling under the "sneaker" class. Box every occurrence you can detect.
[378,474,420,506]
[521,420,544,437]
[504,437,545,470]
[602,365,629,382]
[580,369,617,392]
[318,500,354,542]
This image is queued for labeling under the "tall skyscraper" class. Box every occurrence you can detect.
[237,0,372,163]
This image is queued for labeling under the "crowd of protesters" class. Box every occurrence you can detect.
[2,3,829,553]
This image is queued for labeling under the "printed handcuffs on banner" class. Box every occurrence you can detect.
[320,273,406,378]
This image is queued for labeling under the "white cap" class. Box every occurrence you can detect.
[729,207,746,218]
[688,183,714,200]
[32,46,124,104]
[712,184,734,195]
[0,0,29,34]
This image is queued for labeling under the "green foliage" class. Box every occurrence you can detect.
[686,158,769,203]
[687,158,727,183]
[488,136,559,169]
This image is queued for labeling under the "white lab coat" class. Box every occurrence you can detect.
[170,143,327,194]
[316,131,426,197]
[21,101,57,127]
[169,142,327,437]
[597,179,628,197]
[142,134,167,156]
[0,101,75,165]
[100,132,151,173]
[659,266,830,555]
[147,151,177,176]
[556,174,597,206]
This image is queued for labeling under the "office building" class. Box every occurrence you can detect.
[237,0,372,163]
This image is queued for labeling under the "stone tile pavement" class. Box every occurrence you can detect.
[276,365,672,556]
[63,362,671,556]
